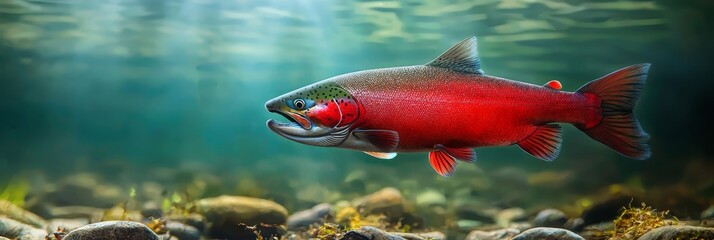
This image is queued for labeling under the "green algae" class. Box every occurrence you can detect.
[0,178,29,208]
[162,191,198,217]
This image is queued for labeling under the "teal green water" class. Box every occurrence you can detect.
[1,0,713,217]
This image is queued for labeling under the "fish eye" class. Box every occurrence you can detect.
[293,99,306,109]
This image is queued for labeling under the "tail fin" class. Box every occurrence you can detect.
[576,64,651,160]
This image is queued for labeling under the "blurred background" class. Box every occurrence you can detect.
[0,0,713,232]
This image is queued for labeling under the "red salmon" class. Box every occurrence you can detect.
[266,36,650,176]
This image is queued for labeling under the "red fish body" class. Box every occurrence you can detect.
[266,36,651,176]
[335,66,601,151]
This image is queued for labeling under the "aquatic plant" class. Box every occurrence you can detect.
[233,223,282,240]
[0,177,29,208]
[583,202,677,240]
[45,227,68,240]
[161,191,198,217]
[336,206,388,230]
[607,202,677,240]
[335,206,357,224]
[314,223,342,239]
[101,203,131,221]
[128,186,137,208]
[145,218,167,234]
[395,218,412,233]
[101,186,140,221]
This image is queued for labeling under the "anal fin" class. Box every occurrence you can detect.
[353,129,399,152]
[435,144,476,163]
[363,151,397,159]
[429,150,457,177]
[517,124,562,161]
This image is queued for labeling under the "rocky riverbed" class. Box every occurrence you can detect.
[1,171,713,240]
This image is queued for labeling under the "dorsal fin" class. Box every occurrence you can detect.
[426,36,483,74]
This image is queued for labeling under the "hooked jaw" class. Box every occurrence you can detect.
[265,98,317,140]
[265,99,309,132]
[265,98,351,147]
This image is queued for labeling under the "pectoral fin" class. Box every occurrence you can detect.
[517,124,562,161]
[429,150,457,177]
[363,151,397,159]
[352,129,399,152]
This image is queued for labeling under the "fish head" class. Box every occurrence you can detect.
[265,82,360,147]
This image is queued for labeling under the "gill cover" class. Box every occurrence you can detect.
[300,83,360,128]
[265,82,362,147]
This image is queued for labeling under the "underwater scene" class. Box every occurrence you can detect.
[1,0,714,239]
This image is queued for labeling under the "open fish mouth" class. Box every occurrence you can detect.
[267,109,301,128]
[266,107,314,131]
[266,107,351,147]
